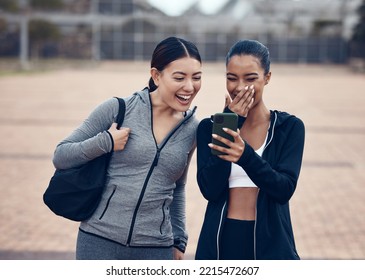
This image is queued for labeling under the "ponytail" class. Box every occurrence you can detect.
[148,77,157,92]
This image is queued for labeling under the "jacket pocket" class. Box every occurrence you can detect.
[160,200,167,234]
[99,186,116,220]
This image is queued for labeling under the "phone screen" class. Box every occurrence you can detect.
[211,113,238,155]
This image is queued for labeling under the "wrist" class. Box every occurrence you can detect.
[173,239,186,253]
[105,130,114,152]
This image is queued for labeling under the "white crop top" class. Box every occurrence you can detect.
[229,132,268,188]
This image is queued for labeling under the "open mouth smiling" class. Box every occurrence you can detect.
[176,94,192,102]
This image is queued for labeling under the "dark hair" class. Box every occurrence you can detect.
[148,37,202,91]
[226,39,270,75]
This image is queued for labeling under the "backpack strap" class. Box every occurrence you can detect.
[106,97,126,153]
[115,97,126,129]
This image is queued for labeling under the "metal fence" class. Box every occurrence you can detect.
[1,20,352,64]
[0,0,360,65]
[98,31,349,64]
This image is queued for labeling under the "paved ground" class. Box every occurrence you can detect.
[0,61,364,260]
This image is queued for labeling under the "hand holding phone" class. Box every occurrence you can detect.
[211,113,238,155]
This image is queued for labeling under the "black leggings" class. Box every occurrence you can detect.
[219,218,255,260]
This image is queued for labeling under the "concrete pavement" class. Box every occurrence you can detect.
[0,61,364,260]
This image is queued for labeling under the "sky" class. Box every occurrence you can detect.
[147,0,230,16]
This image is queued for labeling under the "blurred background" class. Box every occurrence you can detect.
[0,0,364,70]
[0,0,364,261]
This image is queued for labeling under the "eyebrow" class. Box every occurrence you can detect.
[226,72,258,77]
[173,71,202,75]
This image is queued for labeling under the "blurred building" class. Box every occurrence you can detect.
[0,0,363,64]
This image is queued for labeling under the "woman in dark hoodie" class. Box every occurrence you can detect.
[195,39,305,260]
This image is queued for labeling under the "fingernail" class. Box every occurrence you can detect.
[245,85,248,90]
[222,128,228,131]
[208,143,213,147]
[250,85,254,89]
[212,134,218,138]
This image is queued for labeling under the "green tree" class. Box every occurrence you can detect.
[351,0,365,59]
[351,0,365,43]
[0,17,6,33]
[30,0,63,10]
[29,19,61,58]
[0,0,19,12]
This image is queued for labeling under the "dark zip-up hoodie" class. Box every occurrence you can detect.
[53,89,198,252]
[195,108,305,260]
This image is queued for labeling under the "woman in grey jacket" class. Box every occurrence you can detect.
[195,39,305,259]
[52,37,202,260]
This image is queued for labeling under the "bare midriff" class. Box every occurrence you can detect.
[227,187,258,220]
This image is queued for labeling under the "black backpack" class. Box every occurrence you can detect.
[43,97,125,221]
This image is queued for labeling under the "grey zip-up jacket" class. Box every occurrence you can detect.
[52,88,198,252]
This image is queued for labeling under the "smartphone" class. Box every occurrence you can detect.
[211,113,238,155]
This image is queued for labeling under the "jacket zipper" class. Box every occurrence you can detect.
[216,201,227,260]
[253,190,259,260]
[126,107,196,246]
[126,151,159,245]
